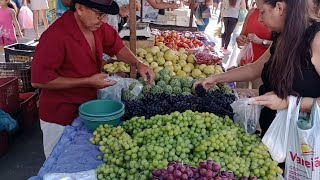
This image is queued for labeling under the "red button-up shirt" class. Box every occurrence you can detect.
[31,11,124,126]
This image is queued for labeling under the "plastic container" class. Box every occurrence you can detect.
[79,100,125,131]
[4,41,37,62]
[0,77,20,114]
[0,62,34,93]
[19,92,39,129]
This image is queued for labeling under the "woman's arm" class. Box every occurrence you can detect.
[147,0,178,9]
[300,31,320,112]
[236,8,255,47]
[194,46,271,90]
[11,9,23,37]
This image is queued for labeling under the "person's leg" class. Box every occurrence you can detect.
[223,18,238,50]
[39,9,49,30]
[33,10,40,39]
[221,17,230,49]
[40,120,65,159]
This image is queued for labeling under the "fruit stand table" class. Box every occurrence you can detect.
[28,118,103,180]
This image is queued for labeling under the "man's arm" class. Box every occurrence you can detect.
[147,0,178,9]
[32,73,116,90]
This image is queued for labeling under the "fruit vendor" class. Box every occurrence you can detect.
[31,0,155,158]
[194,0,320,136]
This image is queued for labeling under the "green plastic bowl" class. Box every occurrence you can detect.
[79,109,125,131]
[79,100,125,117]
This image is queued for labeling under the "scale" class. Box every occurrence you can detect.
[119,22,152,40]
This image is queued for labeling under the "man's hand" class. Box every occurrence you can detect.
[87,73,117,89]
[236,35,247,48]
[169,3,179,9]
[136,62,155,84]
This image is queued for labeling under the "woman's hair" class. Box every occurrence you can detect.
[229,0,237,7]
[265,0,309,98]
[8,1,18,13]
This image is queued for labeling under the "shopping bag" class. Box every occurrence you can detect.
[238,42,254,66]
[18,6,33,29]
[285,99,320,180]
[231,98,262,134]
[262,96,299,163]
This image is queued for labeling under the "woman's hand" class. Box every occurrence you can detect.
[250,92,289,110]
[247,33,263,45]
[236,35,247,48]
[193,76,220,91]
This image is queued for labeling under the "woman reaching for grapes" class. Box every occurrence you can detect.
[194,0,320,136]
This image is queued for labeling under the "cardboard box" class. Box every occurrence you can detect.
[123,35,155,49]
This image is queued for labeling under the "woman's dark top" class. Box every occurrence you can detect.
[259,22,320,136]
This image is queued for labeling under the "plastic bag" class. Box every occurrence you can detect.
[262,96,299,163]
[43,169,97,180]
[285,98,320,180]
[18,6,33,29]
[0,110,18,133]
[231,98,261,134]
[238,42,254,66]
[97,75,142,102]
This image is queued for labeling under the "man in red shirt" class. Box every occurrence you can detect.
[31,0,154,158]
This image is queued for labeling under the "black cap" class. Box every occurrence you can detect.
[73,0,119,15]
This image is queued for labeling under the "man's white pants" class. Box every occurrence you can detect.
[40,120,65,159]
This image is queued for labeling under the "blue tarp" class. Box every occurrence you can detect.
[28,118,103,180]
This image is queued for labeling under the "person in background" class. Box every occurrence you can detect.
[56,0,71,18]
[190,0,212,32]
[31,0,154,158]
[235,6,272,89]
[0,0,23,46]
[212,0,220,14]
[26,0,49,39]
[194,0,320,137]
[220,0,245,55]
[138,0,179,22]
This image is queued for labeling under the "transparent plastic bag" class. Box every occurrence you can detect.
[238,42,254,66]
[18,6,33,29]
[231,98,261,134]
[97,75,143,102]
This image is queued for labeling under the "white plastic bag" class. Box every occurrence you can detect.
[262,96,299,163]
[231,98,261,134]
[18,6,33,29]
[97,75,142,102]
[285,99,320,180]
[237,42,254,66]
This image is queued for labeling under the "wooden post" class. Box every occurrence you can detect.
[129,0,137,78]
[140,0,143,22]
[189,0,194,27]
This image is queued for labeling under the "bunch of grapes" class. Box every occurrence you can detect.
[92,111,283,180]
